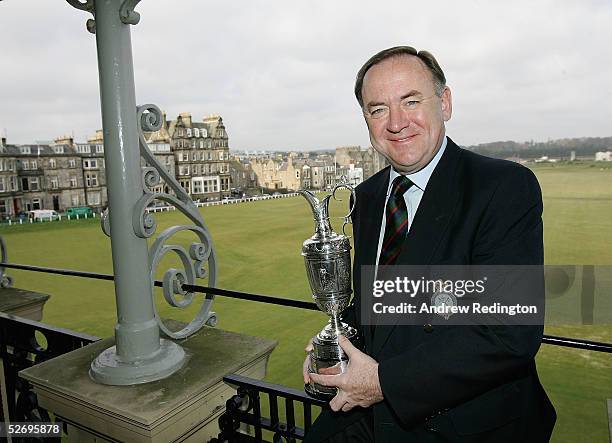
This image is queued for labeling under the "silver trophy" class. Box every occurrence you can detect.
[300,185,361,400]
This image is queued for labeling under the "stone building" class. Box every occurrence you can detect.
[74,131,107,210]
[0,137,20,218]
[1,138,86,215]
[250,157,302,191]
[166,112,231,201]
[248,146,383,192]
[229,159,257,192]
[144,125,175,195]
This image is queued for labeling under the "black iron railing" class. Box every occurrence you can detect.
[0,261,611,443]
[0,312,99,441]
[2,262,612,353]
[209,374,327,443]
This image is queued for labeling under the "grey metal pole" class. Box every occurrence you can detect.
[87,0,185,385]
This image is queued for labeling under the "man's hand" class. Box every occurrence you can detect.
[309,336,383,412]
[303,338,314,384]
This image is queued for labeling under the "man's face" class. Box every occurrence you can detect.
[361,55,452,174]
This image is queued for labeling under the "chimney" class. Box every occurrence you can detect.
[0,136,5,147]
[54,135,74,147]
[179,112,192,127]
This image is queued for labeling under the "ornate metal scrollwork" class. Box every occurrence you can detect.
[65,0,96,34]
[135,104,218,339]
[0,236,13,288]
[120,0,142,25]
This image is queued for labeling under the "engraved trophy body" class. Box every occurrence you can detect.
[299,187,361,400]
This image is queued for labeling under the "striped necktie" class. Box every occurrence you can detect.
[379,175,414,266]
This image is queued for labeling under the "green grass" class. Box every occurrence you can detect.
[1,164,611,442]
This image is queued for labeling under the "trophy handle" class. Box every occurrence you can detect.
[331,181,356,236]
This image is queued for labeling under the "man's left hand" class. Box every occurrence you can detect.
[309,336,384,412]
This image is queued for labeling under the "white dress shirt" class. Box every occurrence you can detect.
[375,136,448,268]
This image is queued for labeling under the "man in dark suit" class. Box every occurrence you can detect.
[304,46,556,442]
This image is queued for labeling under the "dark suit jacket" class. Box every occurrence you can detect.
[306,138,556,442]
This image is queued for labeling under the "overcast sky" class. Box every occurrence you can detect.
[1,0,611,150]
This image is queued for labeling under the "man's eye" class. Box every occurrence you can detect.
[404,100,420,108]
[370,108,386,116]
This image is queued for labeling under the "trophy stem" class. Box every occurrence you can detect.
[329,314,341,335]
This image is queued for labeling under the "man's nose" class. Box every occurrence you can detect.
[386,104,409,134]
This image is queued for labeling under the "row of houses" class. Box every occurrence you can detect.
[242,146,387,192]
[0,112,231,219]
[1,111,387,219]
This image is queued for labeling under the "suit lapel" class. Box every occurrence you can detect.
[371,139,464,355]
[354,167,389,350]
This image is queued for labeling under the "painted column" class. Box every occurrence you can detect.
[87,0,185,385]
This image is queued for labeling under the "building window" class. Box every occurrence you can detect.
[20,146,31,155]
[194,128,200,138]
[70,177,77,188]
[192,152,198,161]
[69,159,76,168]
[84,159,98,169]
[181,152,189,162]
[10,177,17,191]
[192,179,203,194]
[32,198,41,210]
[221,177,230,191]
[0,199,7,216]
[96,145,104,153]
[88,192,101,205]
[0,178,5,192]
[71,194,79,206]
[30,177,39,191]
[31,160,38,169]
[186,128,192,137]
[49,158,57,168]
[202,179,219,193]
[50,177,59,189]
[179,165,190,176]
[86,173,98,187]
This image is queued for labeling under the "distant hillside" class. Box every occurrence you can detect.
[464,137,612,160]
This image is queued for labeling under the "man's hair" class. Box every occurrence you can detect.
[354,46,447,107]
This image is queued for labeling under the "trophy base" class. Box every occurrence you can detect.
[304,382,336,401]
[305,322,362,400]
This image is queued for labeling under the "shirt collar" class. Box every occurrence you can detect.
[388,136,447,194]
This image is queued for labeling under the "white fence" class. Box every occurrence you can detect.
[4,212,99,226]
[146,192,301,213]
[1,192,306,226]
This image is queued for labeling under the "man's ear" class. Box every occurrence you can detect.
[441,86,452,122]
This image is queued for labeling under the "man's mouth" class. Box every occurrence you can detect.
[388,134,417,143]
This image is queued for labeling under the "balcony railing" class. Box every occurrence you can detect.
[0,261,611,442]
[0,311,99,439]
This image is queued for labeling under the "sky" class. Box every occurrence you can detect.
[1,0,611,151]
